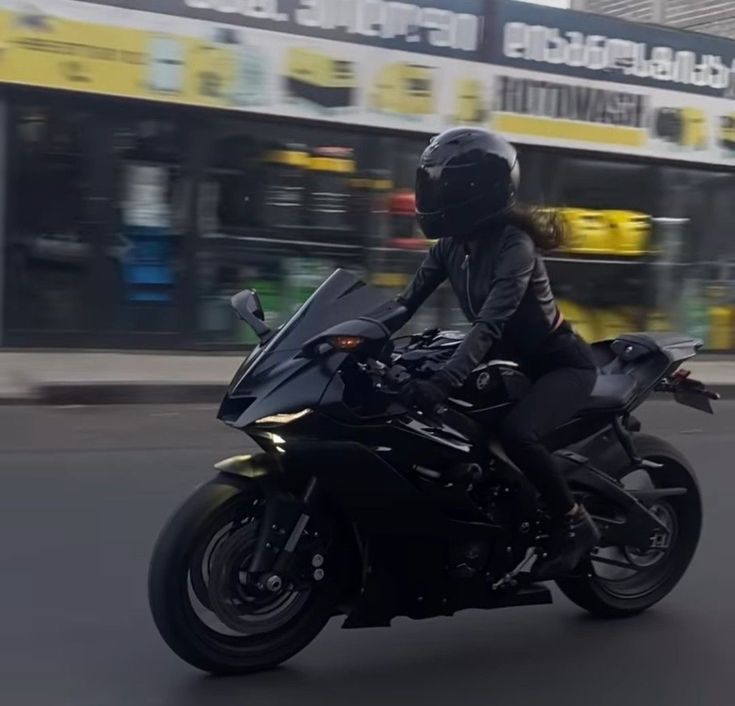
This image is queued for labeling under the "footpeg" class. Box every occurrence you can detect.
[491,547,537,591]
[639,459,664,470]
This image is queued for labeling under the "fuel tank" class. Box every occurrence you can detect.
[396,330,531,425]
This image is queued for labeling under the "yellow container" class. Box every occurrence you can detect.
[645,311,673,332]
[372,63,434,116]
[600,210,651,256]
[708,306,735,350]
[593,309,635,342]
[284,48,356,108]
[370,272,411,288]
[557,208,612,255]
[558,299,597,342]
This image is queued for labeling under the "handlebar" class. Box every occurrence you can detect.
[363,358,484,441]
[363,358,409,393]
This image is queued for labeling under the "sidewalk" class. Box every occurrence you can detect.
[0,351,240,404]
[2,350,735,405]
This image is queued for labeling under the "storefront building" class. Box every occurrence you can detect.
[1,0,735,350]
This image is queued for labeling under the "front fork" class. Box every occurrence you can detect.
[248,477,325,591]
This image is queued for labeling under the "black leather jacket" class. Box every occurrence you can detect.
[396,225,561,387]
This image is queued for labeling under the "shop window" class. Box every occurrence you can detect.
[656,167,735,349]
[519,150,669,343]
[516,148,735,350]
[108,118,188,334]
[368,134,448,332]
[195,119,389,345]
[4,105,90,334]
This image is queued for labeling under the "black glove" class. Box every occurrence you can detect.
[400,372,453,411]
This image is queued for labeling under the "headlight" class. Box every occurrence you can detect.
[254,408,312,425]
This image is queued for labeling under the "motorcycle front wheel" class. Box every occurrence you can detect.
[148,478,343,674]
[557,434,702,618]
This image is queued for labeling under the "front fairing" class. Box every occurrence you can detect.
[218,347,348,428]
[218,269,385,429]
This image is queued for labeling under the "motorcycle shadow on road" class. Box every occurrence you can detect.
[158,604,710,706]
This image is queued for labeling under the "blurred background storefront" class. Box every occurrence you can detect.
[1,0,735,351]
[573,0,735,38]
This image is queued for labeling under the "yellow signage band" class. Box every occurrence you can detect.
[308,157,356,174]
[492,113,648,148]
[264,150,311,168]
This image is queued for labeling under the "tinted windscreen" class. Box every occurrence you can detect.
[259,269,384,353]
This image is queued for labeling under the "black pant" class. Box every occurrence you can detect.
[499,328,597,516]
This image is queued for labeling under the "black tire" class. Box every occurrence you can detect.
[148,479,341,674]
[557,434,702,618]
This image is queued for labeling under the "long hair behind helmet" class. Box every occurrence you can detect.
[505,204,567,252]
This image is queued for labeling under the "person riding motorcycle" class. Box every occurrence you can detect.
[391,127,600,579]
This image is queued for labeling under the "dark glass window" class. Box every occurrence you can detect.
[4,104,91,335]
[106,117,189,335]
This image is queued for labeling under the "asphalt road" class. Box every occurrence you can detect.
[1,402,733,706]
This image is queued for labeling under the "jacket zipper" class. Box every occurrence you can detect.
[463,253,477,319]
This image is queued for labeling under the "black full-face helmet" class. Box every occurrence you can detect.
[415,127,520,240]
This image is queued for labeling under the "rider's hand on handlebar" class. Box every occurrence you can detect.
[399,372,453,411]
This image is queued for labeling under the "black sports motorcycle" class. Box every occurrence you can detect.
[149,269,715,674]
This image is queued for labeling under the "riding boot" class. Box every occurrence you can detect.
[533,505,601,581]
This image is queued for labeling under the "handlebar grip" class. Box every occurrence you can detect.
[384,364,411,388]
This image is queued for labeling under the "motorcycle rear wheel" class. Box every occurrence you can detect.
[148,478,342,674]
[557,434,702,618]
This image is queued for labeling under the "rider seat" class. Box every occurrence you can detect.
[582,374,639,412]
[581,331,702,414]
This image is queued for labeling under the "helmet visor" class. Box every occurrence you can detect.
[415,165,444,213]
[416,161,511,214]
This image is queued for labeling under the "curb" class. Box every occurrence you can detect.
[32,383,227,406]
[0,381,732,405]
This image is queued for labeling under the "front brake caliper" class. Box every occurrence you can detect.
[248,494,306,574]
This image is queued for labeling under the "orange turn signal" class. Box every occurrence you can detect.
[331,336,365,351]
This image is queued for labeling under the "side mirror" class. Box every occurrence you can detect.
[231,289,271,339]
